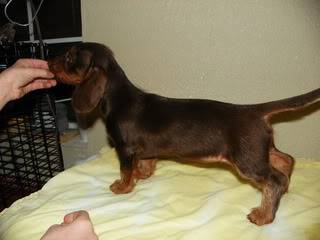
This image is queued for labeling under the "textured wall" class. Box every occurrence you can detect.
[81,0,320,158]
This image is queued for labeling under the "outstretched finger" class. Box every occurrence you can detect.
[16,68,55,87]
[20,79,56,96]
[14,59,49,69]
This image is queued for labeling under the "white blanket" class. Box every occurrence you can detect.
[0,147,319,240]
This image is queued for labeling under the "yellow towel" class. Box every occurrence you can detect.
[0,147,320,240]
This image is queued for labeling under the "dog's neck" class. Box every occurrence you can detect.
[100,59,144,117]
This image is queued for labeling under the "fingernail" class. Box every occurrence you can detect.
[48,71,55,78]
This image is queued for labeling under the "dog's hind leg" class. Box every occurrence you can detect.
[269,148,294,192]
[234,148,288,225]
[247,168,287,225]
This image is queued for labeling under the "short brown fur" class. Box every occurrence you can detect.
[49,42,320,225]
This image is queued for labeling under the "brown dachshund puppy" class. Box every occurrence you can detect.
[49,42,320,226]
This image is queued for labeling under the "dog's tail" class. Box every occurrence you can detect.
[254,88,320,118]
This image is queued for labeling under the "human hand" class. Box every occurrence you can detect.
[40,210,98,240]
[0,59,56,110]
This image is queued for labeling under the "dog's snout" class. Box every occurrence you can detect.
[48,57,64,73]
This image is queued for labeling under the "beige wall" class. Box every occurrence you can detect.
[81,0,320,158]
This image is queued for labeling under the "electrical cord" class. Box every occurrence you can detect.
[4,0,45,27]
[29,0,44,59]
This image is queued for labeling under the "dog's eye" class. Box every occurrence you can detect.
[66,56,71,64]
[65,52,74,64]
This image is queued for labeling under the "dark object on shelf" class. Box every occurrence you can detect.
[0,42,64,211]
[0,23,16,42]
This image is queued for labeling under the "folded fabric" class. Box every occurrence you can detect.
[0,146,319,240]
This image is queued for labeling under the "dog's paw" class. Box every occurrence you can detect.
[109,180,134,194]
[247,207,274,226]
[135,159,156,179]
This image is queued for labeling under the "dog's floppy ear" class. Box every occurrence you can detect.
[72,67,107,114]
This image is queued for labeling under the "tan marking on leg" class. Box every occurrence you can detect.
[134,159,157,179]
[269,149,294,178]
[269,148,294,192]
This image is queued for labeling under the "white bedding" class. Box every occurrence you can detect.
[0,147,319,240]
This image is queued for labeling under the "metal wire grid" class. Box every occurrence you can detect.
[0,42,63,210]
[0,42,48,70]
[0,94,64,209]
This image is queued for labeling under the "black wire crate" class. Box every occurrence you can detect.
[0,93,64,210]
[0,41,49,70]
[0,37,65,210]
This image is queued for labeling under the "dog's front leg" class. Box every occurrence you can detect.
[110,148,136,194]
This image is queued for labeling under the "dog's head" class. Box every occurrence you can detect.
[49,42,114,114]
